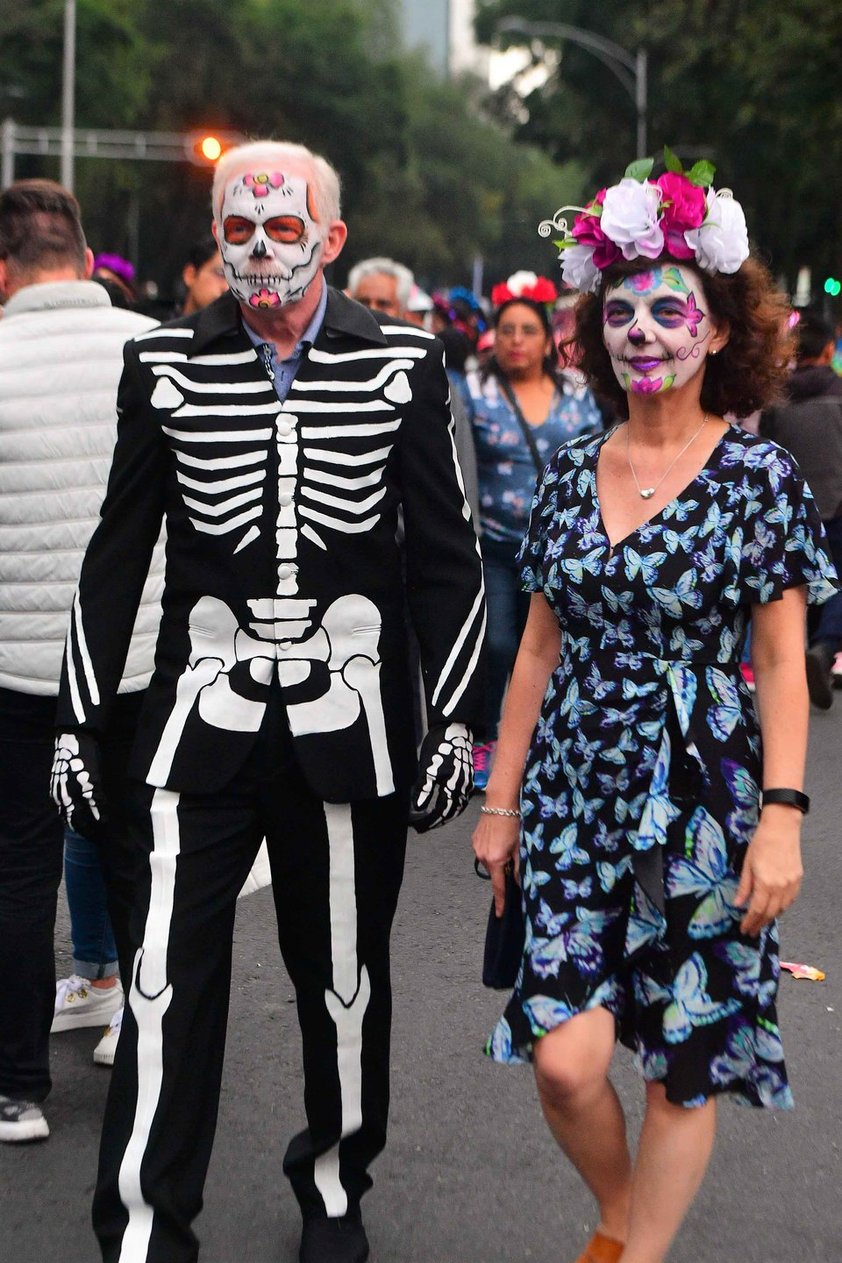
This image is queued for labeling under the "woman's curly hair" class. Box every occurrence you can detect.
[572,255,794,419]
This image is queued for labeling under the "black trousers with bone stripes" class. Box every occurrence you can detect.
[93,690,409,1263]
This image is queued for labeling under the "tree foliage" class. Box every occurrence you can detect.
[0,0,582,297]
[475,0,842,291]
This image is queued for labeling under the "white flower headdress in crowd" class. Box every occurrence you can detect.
[539,147,750,294]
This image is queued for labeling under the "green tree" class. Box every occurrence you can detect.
[475,0,842,292]
[0,0,582,298]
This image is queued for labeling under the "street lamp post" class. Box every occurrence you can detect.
[497,18,647,158]
[61,0,76,191]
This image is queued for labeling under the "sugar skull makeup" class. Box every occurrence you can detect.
[602,264,715,396]
[217,170,324,309]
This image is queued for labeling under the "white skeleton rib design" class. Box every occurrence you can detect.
[146,340,443,791]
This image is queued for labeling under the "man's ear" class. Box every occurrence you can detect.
[321,220,348,268]
[0,258,8,302]
[182,263,197,288]
[211,219,220,246]
[82,247,95,280]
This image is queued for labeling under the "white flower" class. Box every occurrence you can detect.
[600,177,664,260]
[506,270,539,296]
[684,190,749,274]
[560,245,600,293]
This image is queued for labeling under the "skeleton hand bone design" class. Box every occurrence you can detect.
[409,722,474,833]
[51,731,107,839]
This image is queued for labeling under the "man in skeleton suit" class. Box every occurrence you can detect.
[51,140,485,1263]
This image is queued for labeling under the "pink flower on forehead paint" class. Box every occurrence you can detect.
[243,171,285,198]
[656,173,705,261]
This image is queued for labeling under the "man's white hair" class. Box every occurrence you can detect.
[347,257,415,311]
[212,140,342,224]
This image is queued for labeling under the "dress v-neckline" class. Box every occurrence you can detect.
[593,423,734,555]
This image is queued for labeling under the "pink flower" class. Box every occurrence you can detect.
[630,374,666,394]
[243,171,285,198]
[656,173,706,261]
[249,288,281,309]
[572,193,621,270]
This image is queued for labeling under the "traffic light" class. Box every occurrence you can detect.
[824,276,841,297]
[185,131,242,167]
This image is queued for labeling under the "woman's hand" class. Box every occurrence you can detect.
[735,805,804,936]
[472,813,520,916]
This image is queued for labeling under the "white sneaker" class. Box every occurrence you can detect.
[0,1094,49,1142]
[93,1006,123,1067]
[51,975,123,1033]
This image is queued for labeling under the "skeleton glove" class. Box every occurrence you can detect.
[409,722,473,833]
[50,732,107,840]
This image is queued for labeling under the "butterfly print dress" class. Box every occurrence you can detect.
[487,426,838,1108]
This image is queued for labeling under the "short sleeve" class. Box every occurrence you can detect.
[740,444,839,606]
[516,456,561,592]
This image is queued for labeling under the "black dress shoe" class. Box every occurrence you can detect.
[806,641,835,710]
[299,1214,369,1263]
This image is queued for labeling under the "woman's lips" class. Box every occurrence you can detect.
[627,356,665,373]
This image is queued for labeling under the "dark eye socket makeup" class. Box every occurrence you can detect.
[222,215,306,245]
[603,298,689,328]
[264,216,306,243]
[223,216,256,244]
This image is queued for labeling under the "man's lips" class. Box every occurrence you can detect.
[626,356,665,373]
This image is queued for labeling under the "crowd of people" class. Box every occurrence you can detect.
[0,137,840,1263]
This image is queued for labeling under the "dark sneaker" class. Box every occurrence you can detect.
[806,642,835,710]
[299,1214,369,1263]
[0,1094,49,1143]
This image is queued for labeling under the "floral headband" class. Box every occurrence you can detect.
[539,147,749,294]
[491,270,558,308]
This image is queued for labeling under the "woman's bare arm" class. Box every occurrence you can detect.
[472,592,561,913]
[738,586,808,935]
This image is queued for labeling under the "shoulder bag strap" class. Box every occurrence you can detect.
[497,376,545,475]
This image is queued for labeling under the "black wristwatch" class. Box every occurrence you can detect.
[761,788,810,815]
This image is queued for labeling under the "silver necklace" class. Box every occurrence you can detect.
[626,415,709,500]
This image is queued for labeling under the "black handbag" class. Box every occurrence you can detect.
[481,865,526,990]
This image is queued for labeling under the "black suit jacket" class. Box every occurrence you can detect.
[57,287,486,801]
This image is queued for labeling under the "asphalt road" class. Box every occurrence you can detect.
[2,704,841,1263]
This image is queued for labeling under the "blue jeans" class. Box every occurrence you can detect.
[64,827,118,980]
[481,541,531,740]
[812,516,842,650]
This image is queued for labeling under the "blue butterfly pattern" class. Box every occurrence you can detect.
[487,426,837,1111]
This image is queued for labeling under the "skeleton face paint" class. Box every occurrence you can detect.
[217,170,324,308]
[602,264,715,396]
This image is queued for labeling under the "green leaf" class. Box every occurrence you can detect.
[624,157,655,182]
[687,160,716,188]
[663,145,684,174]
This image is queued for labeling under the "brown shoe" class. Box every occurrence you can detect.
[573,1229,625,1263]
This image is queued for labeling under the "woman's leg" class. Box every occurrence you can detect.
[533,1007,631,1243]
[620,1082,717,1263]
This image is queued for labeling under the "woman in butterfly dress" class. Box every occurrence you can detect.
[473,154,839,1263]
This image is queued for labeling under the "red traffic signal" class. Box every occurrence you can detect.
[185,130,242,167]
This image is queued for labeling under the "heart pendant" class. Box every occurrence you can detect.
[640,488,655,499]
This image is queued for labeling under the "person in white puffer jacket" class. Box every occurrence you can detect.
[0,179,163,1143]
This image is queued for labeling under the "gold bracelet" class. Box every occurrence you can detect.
[479,805,521,818]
